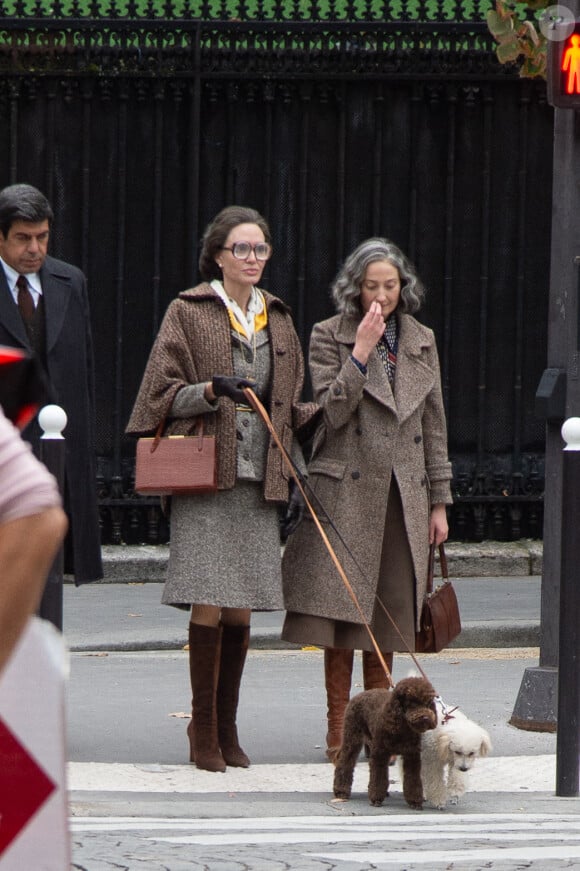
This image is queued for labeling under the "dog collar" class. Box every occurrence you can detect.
[435,695,458,724]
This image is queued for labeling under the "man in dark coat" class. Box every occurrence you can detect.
[0,183,102,583]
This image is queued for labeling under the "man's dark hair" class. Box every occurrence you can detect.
[0,184,54,238]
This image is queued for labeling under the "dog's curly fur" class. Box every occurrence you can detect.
[419,703,492,809]
[333,676,437,809]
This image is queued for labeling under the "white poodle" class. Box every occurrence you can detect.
[418,698,492,809]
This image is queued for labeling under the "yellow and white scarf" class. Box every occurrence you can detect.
[211,280,268,340]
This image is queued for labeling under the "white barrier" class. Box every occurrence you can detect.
[0,618,69,869]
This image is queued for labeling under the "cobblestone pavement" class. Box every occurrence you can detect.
[70,807,580,870]
[68,756,580,870]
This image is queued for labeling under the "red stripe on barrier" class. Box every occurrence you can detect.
[0,718,56,856]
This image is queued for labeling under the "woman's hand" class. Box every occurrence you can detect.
[205,375,256,405]
[352,301,385,366]
[429,503,449,546]
[280,480,306,543]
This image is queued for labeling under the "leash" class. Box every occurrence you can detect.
[285,461,428,670]
[243,387,430,686]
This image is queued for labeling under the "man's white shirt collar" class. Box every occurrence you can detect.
[1,256,43,305]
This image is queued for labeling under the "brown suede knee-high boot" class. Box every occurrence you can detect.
[217,624,251,768]
[187,623,226,772]
[362,650,393,690]
[324,647,354,763]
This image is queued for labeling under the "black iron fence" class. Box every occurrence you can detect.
[0,4,552,543]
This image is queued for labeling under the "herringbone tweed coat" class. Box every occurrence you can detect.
[282,311,452,630]
[126,283,315,503]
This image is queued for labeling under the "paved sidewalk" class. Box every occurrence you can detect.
[68,755,557,798]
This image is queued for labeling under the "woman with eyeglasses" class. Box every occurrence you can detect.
[127,205,317,772]
[281,237,452,762]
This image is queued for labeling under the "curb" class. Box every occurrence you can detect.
[67,621,540,653]
[95,540,544,585]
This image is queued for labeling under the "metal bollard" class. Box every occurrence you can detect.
[556,417,580,796]
[38,405,67,632]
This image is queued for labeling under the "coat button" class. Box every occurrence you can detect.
[333,386,341,396]
[351,470,360,480]
[355,426,362,435]
[414,435,422,444]
[242,418,249,427]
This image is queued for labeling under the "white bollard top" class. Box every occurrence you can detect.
[562,417,580,451]
[38,404,67,440]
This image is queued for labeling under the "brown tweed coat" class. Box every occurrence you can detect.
[282,311,452,629]
[126,283,315,503]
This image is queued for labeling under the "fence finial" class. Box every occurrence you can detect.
[562,417,580,451]
[38,405,67,440]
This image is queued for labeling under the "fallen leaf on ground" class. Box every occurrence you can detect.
[169,711,191,719]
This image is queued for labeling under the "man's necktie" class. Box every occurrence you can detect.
[16,274,35,322]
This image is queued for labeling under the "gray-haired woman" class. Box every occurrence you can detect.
[281,237,452,762]
[127,206,316,772]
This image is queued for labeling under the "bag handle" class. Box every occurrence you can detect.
[150,416,206,454]
[151,419,166,453]
[426,542,448,595]
[193,418,206,452]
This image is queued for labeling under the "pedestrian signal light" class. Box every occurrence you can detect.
[548,21,580,109]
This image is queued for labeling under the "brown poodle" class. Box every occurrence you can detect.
[333,676,437,810]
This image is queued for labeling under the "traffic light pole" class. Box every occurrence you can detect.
[511,4,580,732]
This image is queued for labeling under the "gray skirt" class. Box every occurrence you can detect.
[282,481,416,651]
[162,480,284,611]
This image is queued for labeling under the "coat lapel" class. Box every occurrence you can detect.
[40,259,72,354]
[0,267,31,348]
[394,314,437,423]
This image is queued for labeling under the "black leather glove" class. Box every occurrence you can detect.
[280,479,306,543]
[211,375,256,405]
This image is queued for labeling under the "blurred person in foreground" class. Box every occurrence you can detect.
[0,405,67,675]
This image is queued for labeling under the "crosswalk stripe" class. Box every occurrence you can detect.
[70,812,580,834]
[309,846,580,864]
[69,813,580,864]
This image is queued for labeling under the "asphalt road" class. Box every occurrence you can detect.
[67,647,556,765]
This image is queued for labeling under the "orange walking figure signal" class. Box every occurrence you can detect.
[563,34,580,94]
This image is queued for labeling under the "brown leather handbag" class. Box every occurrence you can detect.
[134,417,217,496]
[415,543,461,653]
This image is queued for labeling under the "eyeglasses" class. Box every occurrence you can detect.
[221,241,272,261]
